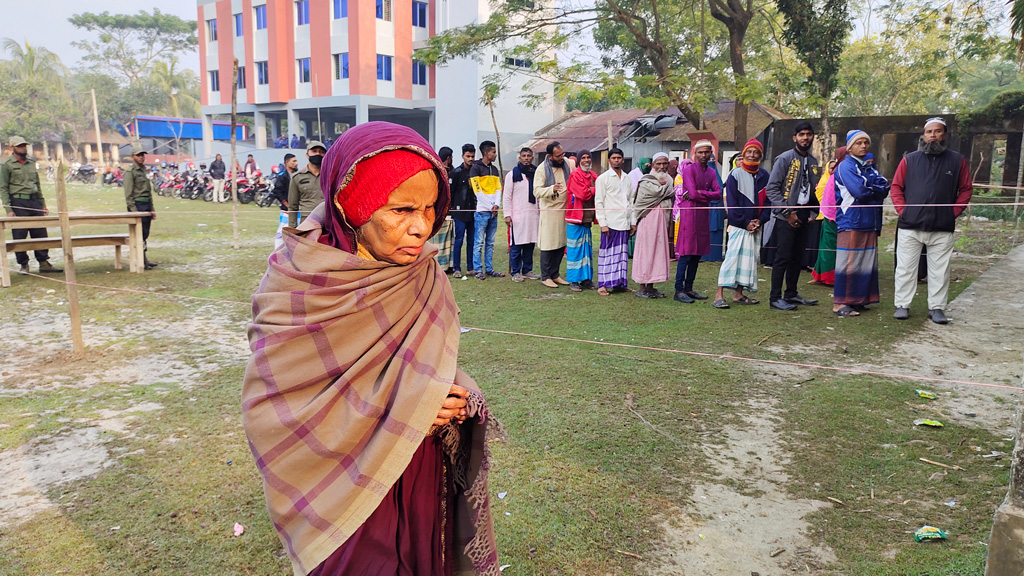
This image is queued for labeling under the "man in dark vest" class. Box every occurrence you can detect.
[890,117,972,324]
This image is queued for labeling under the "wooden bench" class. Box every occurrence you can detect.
[6,233,130,271]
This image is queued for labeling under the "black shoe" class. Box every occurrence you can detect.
[486,270,506,278]
[785,294,818,306]
[18,263,29,275]
[771,298,797,311]
[893,307,910,320]
[928,309,949,324]
[635,288,657,299]
[673,292,695,304]
[686,290,708,300]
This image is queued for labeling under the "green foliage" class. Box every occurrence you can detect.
[72,72,170,133]
[775,0,852,99]
[0,39,75,143]
[959,89,1024,130]
[69,9,197,86]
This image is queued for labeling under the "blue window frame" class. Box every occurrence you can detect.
[209,71,220,92]
[412,1,428,27]
[376,54,393,81]
[296,0,310,25]
[334,0,348,18]
[412,62,427,85]
[207,19,218,41]
[234,13,244,36]
[255,5,267,30]
[334,53,349,79]
[256,61,269,85]
[237,66,247,89]
[376,0,391,21]
[297,58,311,83]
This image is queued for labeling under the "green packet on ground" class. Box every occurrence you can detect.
[914,526,948,542]
[914,419,944,427]
[916,390,936,399]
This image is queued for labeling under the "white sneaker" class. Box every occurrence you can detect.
[512,273,525,282]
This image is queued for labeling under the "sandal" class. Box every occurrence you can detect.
[833,306,860,317]
[732,295,760,305]
[597,287,610,296]
[711,298,730,309]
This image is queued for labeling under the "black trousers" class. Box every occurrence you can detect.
[770,217,810,301]
[135,201,153,245]
[11,198,49,265]
[674,255,702,293]
[540,248,563,280]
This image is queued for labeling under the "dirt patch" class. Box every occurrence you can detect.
[0,427,111,528]
[646,398,835,575]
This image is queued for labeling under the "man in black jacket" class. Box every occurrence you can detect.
[272,153,298,250]
[450,143,477,277]
[209,154,226,203]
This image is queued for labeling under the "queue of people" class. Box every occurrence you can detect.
[428,117,972,323]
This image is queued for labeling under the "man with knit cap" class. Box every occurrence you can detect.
[765,122,821,311]
[287,140,327,228]
[890,117,972,324]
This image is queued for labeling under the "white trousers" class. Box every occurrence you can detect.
[894,228,955,310]
[213,178,226,203]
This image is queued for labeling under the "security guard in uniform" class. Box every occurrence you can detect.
[286,140,327,228]
[1,136,61,275]
[124,144,158,270]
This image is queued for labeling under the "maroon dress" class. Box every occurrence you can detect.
[309,435,455,576]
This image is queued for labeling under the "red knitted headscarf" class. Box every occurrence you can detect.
[335,150,434,228]
[740,138,763,174]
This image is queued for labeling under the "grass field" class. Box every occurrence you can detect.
[0,182,1016,575]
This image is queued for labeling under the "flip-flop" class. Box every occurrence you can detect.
[598,287,610,296]
[712,298,730,309]
[834,306,860,317]
[732,295,760,305]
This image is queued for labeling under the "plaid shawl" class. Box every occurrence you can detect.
[243,206,502,576]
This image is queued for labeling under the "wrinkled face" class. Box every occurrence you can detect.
[849,137,870,158]
[794,129,814,149]
[742,148,762,163]
[694,147,712,164]
[355,170,439,265]
[519,150,534,165]
[924,124,946,143]
[652,157,668,173]
[608,152,623,169]
[579,153,592,169]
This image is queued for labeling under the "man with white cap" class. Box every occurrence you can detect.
[764,121,822,311]
[890,117,972,324]
[1,136,61,275]
[673,141,722,303]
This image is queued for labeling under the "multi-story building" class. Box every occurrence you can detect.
[197,0,557,164]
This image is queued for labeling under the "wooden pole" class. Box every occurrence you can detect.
[91,89,104,171]
[230,58,240,250]
[486,92,504,175]
[55,163,84,353]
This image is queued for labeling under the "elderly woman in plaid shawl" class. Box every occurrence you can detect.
[243,122,503,576]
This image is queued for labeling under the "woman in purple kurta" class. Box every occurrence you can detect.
[673,141,722,302]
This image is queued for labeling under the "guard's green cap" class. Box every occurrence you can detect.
[306,140,326,151]
[9,136,28,147]
[131,144,146,155]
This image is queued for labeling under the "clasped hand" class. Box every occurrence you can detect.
[434,384,470,426]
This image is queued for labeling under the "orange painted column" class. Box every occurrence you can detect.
[267,0,296,103]
[349,0,376,96]
[310,0,333,96]
[243,0,255,101]
[198,4,209,104]
[217,0,235,105]
[394,0,412,99]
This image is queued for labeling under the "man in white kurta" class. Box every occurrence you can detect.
[502,148,540,281]
[533,142,575,287]
[594,148,635,294]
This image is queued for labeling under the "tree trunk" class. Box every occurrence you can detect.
[820,95,833,160]
[728,24,749,145]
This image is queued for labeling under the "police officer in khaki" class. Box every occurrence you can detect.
[286,140,327,228]
[1,136,61,275]
[124,144,158,270]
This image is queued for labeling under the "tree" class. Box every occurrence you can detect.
[68,9,197,86]
[707,0,759,143]
[0,39,75,144]
[775,0,852,156]
[150,56,201,118]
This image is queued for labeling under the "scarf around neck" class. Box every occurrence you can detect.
[544,159,571,192]
[512,163,536,204]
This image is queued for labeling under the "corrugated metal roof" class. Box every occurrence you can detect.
[652,100,793,143]
[522,108,650,153]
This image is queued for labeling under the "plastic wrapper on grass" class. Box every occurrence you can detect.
[915,390,936,399]
[913,525,947,542]
[914,419,944,427]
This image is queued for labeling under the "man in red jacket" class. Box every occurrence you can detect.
[890,117,972,324]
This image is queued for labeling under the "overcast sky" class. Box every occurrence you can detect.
[2,1,200,73]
